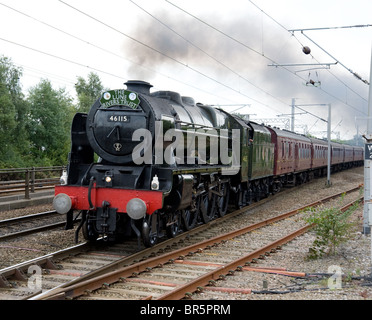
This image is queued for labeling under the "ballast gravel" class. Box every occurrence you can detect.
[0,166,370,300]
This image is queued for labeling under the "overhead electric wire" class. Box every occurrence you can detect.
[300,31,370,85]
[162,1,338,123]
[289,24,372,32]
[165,0,367,118]
[6,0,358,129]
[2,0,367,134]
[0,2,144,75]
[251,0,369,114]
[247,0,368,108]
[1,35,238,104]
[24,0,295,118]
[0,2,122,61]
[57,0,286,111]
[140,0,327,127]
[19,63,76,87]
[0,2,239,104]
[128,0,317,124]
[0,36,126,80]
[165,0,265,59]
[128,0,286,114]
[59,0,349,128]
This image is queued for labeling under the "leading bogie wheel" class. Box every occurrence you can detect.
[82,211,99,242]
[142,212,159,247]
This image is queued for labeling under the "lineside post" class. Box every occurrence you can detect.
[363,45,372,236]
[326,104,331,187]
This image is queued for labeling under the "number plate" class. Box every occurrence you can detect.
[108,115,130,122]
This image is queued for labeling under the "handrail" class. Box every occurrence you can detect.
[0,166,66,199]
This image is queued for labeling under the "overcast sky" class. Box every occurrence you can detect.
[1,0,371,140]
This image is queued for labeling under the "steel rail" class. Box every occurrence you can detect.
[0,242,90,288]
[157,225,311,300]
[0,210,57,227]
[27,190,278,298]
[0,221,67,241]
[0,210,81,242]
[157,197,362,300]
[34,186,362,300]
[1,192,276,297]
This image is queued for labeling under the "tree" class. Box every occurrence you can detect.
[75,72,104,113]
[26,79,74,165]
[0,55,28,167]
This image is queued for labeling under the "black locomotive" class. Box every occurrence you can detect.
[53,80,363,246]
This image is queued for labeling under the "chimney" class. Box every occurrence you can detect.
[125,80,153,95]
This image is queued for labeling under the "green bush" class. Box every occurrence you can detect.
[304,197,360,260]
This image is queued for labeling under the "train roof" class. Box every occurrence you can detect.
[266,126,312,142]
[309,137,359,149]
[308,137,329,146]
[249,121,272,135]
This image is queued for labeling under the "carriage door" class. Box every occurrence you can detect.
[295,142,300,171]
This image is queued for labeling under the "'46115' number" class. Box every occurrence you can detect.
[108,115,129,122]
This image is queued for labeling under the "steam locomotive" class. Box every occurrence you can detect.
[53,80,363,246]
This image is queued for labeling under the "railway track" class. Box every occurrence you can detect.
[24,185,361,301]
[0,210,69,241]
[0,240,141,299]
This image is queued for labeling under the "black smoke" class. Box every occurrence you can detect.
[121,4,369,140]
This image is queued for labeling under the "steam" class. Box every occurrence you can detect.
[121,6,368,140]
[121,10,299,82]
